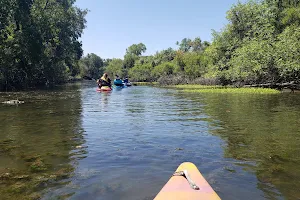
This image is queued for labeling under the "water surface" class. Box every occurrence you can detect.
[0,81,300,200]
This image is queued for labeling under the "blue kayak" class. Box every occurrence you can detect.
[114,79,124,86]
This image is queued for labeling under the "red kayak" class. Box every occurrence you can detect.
[96,86,112,92]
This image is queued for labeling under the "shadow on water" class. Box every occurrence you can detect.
[0,82,87,200]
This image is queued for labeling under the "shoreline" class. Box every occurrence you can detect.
[1,79,299,94]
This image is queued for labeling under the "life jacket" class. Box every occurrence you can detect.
[100,76,111,86]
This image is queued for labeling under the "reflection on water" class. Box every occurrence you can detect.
[1,82,300,200]
[42,85,226,200]
[100,92,111,111]
[199,93,300,200]
[0,84,86,200]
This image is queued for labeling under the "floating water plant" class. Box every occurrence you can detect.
[169,85,280,94]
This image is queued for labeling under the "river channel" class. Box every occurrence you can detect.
[1,81,300,200]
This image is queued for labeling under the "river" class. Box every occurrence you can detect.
[0,81,300,200]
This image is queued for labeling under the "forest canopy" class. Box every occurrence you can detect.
[0,0,87,90]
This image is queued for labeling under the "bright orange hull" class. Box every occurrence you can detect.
[154,162,221,200]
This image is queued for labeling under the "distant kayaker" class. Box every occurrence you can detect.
[97,73,111,88]
[123,77,129,84]
[114,74,124,86]
[114,74,118,79]
[123,77,131,86]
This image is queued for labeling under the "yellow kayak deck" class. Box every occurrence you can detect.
[154,162,221,200]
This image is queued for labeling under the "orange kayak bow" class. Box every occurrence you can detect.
[154,162,221,200]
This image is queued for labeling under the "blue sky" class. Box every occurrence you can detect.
[75,0,244,59]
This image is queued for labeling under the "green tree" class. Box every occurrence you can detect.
[79,53,104,79]
[229,39,276,83]
[126,43,147,56]
[153,48,176,66]
[281,6,300,27]
[275,25,300,82]
[174,50,185,72]
[103,58,112,68]
[128,62,153,82]
[203,0,279,84]
[105,58,124,78]
[183,52,207,79]
[123,53,138,69]
[226,1,276,41]
[176,38,192,52]
[0,0,87,90]
[123,43,147,69]
[151,62,175,80]
[191,37,202,52]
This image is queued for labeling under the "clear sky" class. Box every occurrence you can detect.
[75,0,244,59]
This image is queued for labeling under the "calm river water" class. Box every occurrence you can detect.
[1,81,300,200]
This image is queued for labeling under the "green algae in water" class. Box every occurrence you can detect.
[184,88,280,94]
[29,158,48,172]
[172,84,225,89]
[0,84,85,200]
[132,82,159,86]
[169,84,280,94]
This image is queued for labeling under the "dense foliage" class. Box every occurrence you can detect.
[0,0,87,90]
[78,53,104,80]
[2,0,300,89]
[101,0,300,86]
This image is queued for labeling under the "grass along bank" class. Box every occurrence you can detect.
[166,85,280,94]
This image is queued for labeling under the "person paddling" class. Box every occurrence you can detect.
[97,73,111,89]
[123,76,131,86]
[123,77,129,84]
[114,74,124,86]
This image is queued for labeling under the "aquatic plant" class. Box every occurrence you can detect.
[167,85,280,94]
[172,85,226,89]
[132,82,159,86]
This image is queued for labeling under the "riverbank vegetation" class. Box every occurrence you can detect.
[103,0,300,90]
[0,0,88,91]
[1,0,300,91]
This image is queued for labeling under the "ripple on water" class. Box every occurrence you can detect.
[1,83,300,200]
